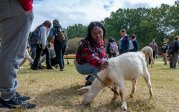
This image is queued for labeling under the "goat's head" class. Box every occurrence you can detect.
[77,86,96,106]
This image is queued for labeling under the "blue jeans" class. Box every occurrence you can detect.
[75,63,100,83]
[30,44,37,59]
[0,0,34,100]
[54,43,67,70]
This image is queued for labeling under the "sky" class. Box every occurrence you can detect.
[31,0,176,31]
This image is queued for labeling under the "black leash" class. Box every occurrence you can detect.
[94,74,119,95]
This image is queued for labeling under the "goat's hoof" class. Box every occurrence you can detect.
[82,102,91,107]
[150,95,153,99]
[129,94,134,98]
[121,107,127,111]
[111,97,117,103]
[121,102,127,111]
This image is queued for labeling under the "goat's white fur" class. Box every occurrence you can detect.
[78,52,153,111]
[141,46,154,67]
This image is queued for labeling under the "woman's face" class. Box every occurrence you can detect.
[91,26,103,44]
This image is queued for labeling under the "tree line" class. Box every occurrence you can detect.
[67,0,179,48]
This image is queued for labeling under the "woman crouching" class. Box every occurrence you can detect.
[75,21,108,86]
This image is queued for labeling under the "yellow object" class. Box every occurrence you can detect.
[64,54,75,59]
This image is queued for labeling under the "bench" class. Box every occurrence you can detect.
[64,54,76,59]
[64,54,75,64]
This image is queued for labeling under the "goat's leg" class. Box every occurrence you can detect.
[146,56,149,67]
[130,79,137,98]
[151,51,154,67]
[150,56,154,67]
[120,88,127,111]
[111,84,119,102]
[143,72,153,98]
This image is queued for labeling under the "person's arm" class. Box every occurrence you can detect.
[48,28,55,42]
[40,27,47,49]
[156,43,159,54]
[126,37,130,51]
[83,48,106,69]
[118,39,122,53]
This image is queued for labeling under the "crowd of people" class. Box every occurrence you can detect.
[22,19,68,71]
[0,0,179,110]
[75,22,179,86]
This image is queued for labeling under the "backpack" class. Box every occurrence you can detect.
[109,42,117,53]
[161,45,168,53]
[29,26,41,44]
[54,27,66,44]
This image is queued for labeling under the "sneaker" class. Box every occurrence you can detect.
[60,69,64,71]
[0,97,36,109]
[31,65,38,70]
[15,92,30,102]
[38,65,45,69]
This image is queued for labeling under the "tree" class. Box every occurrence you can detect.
[67,24,87,39]
[103,1,179,48]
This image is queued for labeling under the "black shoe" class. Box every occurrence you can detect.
[16,92,30,102]
[47,66,53,69]
[60,69,64,71]
[0,97,36,109]
[38,65,45,69]
[31,65,38,70]
[85,81,92,86]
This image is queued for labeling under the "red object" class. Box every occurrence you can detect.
[20,0,33,11]
[76,39,108,68]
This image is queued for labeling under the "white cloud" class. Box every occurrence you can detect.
[31,0,175,31]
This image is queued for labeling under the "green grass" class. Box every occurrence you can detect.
[1,59,179,112]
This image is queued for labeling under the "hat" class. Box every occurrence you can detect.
[53,19,60,26]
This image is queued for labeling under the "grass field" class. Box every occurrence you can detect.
[1,59,179,112]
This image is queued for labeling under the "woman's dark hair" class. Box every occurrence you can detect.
[42,20,51,28]
[175,36,179,40]
[131,34,136,39]
[109,37,115,42]
[86,21,106,44]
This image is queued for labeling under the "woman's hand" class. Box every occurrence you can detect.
[100,61,109,70]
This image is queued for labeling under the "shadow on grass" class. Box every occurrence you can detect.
[160,68,177,70]
[19,68,60,75]
[33,84,83,107]
[33,84,157,111]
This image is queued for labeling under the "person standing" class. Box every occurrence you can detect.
[130,34,139,52]
[0,0,36,109]
[32,20,52,70]
[170,36,179,68]
[160,42,169,65]
[149,39,158,60]
[48,19,68,71]
[107,37,118,58]
[118,29,133,54]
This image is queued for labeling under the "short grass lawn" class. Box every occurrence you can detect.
[1,59,179,112]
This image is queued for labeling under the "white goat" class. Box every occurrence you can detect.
[141,46,154,67]
[78,52,153,111]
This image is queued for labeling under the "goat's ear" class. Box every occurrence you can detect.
[77,86,90,94]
